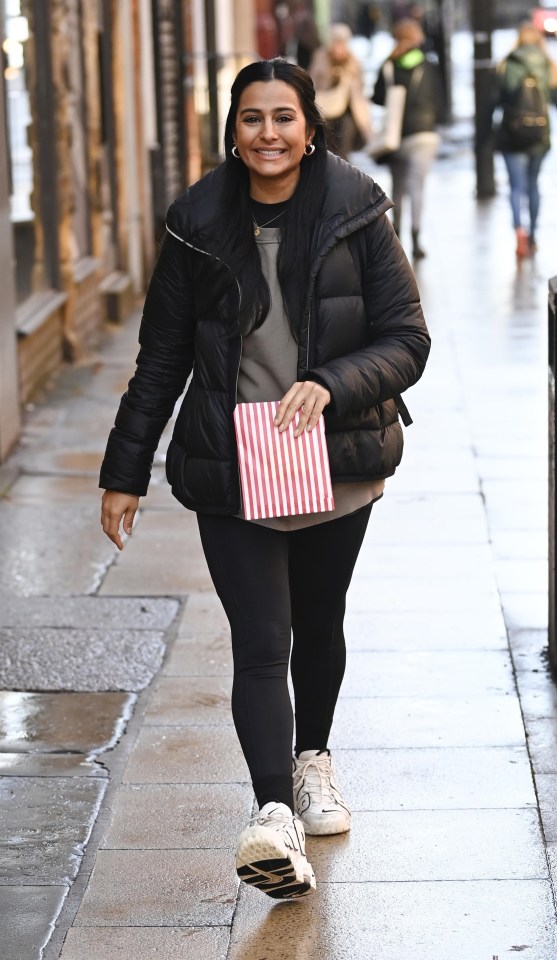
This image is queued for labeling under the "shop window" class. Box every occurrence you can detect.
[2,0,39,302]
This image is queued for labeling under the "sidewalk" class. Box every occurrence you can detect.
[2,146,557,959]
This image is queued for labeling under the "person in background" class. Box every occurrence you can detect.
[291,0,320,70]
[309,22,372,158]
[372,18,444,259]
[495,22,557,259]
[99,58,429,901]
[355,1,381,40]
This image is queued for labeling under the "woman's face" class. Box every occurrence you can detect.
[233,80,314,200]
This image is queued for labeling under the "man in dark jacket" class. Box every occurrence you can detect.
[372,18,445,259]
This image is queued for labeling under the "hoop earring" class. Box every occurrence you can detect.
[231,144,240,158]
[304,142,316,156]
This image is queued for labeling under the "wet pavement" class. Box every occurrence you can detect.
[0,137,556,958]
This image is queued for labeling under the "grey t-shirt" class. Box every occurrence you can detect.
[236,226,384,530]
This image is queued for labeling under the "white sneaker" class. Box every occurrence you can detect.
[236,801,316,900]
[293,749,351,836]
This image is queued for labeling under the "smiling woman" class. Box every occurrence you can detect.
[233,81,315,202]
[99,57,430,904]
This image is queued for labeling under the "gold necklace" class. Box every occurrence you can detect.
[252,210,286,236]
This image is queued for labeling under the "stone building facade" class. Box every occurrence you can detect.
[0,0,261,463]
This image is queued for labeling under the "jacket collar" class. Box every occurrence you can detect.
[309,152,392,281]
[167,151,392,260]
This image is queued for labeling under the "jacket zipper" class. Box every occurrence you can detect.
[165,224,242,315]
[167,222,244,405]
[301,198,388,373]
[305,304,311,372]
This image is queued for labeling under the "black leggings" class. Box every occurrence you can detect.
[197,504,372,810]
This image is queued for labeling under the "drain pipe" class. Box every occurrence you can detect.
[120,0,144,293]
[138,0,158,268]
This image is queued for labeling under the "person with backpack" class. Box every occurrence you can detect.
[495,23,557,259]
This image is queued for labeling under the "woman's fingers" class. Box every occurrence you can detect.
[101,492,139,551]
[275,381,331,436]
[123,505,136,536]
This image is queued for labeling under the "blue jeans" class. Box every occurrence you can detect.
[502,152,545,236]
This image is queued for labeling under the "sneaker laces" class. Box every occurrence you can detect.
[294,754,337,805]
[250,803,295,828]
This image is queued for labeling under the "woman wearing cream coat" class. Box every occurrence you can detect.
[310,23,371,158]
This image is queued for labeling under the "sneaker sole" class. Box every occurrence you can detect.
[236,835,315,900]
[300,816,351,836]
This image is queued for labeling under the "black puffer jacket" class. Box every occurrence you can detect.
[100,152,430,514]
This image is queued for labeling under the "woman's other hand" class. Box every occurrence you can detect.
[101,491,139,550]
[275,381,331,437]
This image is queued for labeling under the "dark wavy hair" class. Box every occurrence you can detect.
[213,58,330,338]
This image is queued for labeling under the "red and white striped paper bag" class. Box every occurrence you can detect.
[233,401,335,521]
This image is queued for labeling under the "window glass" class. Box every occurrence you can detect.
[2,0,42,301]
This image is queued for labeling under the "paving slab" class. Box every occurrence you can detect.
[1,885,68,960]
[369,509,490,545]
[162,632,233,677]
[330,695,526,749]
[144,677,233,725]
[333,745,535,810]
[176,592,229,636]
[42,631,158,692]
[122,726,249,784]
[6,470,177,511]
[0,691,136,754]
[343,608,508,651]
[546,845,557,886]
[524,718,557,775]
[477,455,547,482]
[102,783,253,849]
[500,591,548,631]
[348,575,501,613]
[341,649,514,698]
[494,558,547,594]
[535,775,557,842]
[490,529,547,562]
[515,667,557,720]
[351,542,498,580]
[59,926,230,960]
[0,504,116,596]
[0,627,166,692]
[228,879,557,960]
[482,479,547,526]
[305,808,546,882]
[74,849,237,926]
[373,491,485,517]
[0,776,106,883]
[15,448,106,478]
[99,511,212,596]
[139,481,182,510]
[0,595,179,630]
[0,753,106,778]
[6,474,102,504]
